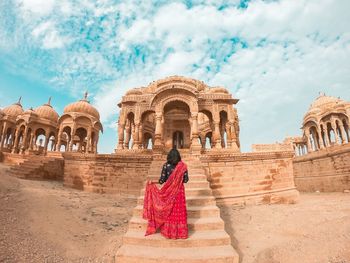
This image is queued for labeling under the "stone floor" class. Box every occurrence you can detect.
[0,164,350,263]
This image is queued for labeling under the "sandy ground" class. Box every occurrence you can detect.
[0,163,349,263]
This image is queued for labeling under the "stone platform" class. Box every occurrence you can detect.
[115,155,239,263]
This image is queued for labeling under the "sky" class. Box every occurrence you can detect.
[0,0,349,153]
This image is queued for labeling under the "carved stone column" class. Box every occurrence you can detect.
[191,113,201,152]
[339,124,347,144]
[322,126,330,147]
[20,125,29,154]
[29,132,34,150]
[69,126,76,151]
[0,123,7,150]
[213,121,222,149]
[154,112,163,147]
[132,123,140,149]
[86,128,92,153]
[139,124,143,149]
[317,126,325,149]
[117,123,125,150]
[11,129,20,153]
[305,130,312,152]
[56,129,62,152]
[124,122,131,149]
[43,130,50,154]
[331,121,340,145]
[94,134,99,153]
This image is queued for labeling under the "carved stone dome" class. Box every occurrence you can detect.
[309,94,343,110]
[64,93,100,120]
[23,107,38,117]
[303,93,348,122]
[3,99,24,118]
[35,100,59,122]
[209,87,229,94]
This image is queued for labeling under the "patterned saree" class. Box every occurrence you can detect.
[142,161,188,239]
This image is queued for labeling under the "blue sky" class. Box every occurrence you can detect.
[0,0,350,153]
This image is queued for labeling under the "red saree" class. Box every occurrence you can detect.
[142,161,188,239]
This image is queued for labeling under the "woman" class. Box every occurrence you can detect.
[143,148,189,239]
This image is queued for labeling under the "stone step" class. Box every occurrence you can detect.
[129,216,225,231]
[137,195,216,207]
[143,181,210,189]
[133,205,220,218]
[146,175,207,182]
[122,229,231,247]
[115,244,239,263]
[140,187,212,197]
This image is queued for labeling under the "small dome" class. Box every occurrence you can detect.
[303,93,349,123]
[3,98,24,118]
[35,100,59,122]
[64,92,100,119]
[209,87,229,94]
[126,88,143,96]
[309,93,343,110]
[23,107,38,117]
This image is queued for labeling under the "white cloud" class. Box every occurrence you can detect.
[31,21,69,49]
[2,0,350,153]
[18,0,56,16]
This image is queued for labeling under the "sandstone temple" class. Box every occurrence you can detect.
[1,76,349,262]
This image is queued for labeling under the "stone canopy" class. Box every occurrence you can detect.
[116,76,240,152]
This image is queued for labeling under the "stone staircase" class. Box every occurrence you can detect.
[8,154,64,180]
[115,154,239,263]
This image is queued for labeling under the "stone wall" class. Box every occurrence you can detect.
[201,151,299,206]
[1,153,64,180]
[63,152,152,197]
[2,152,28,165]
[293,144,350,192]
[252,143,293,152]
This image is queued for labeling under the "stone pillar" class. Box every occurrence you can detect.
[331,121,340,145]
[139,124,143,149]
[200,135,205,149]
[124,122,131,149]
[117,123,125,150]
[43,130,50,154]
[0,123,7,150]
[29,132,34,150]
[305,130,312,152]
[9,129,15,150]
[213,121,222,149]
[339,124,347,144]
[86,128,92,153]
[132,123,140,149]
[94,134,99,153]
[229,122,239,150]
[160,117,165,141]
[317,126,325,149]
[20,126,29,154]
[191,113,201,152]
[11,129,20,153]
[56,129,62,152]
[322,127,330,147]
[154,112,163,147]
[69,126,75,151]
[225,123,232,148]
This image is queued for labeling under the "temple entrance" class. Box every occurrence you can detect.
[173,131,184,149]
[163,100,191,149]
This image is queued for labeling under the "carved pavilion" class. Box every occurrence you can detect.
[116,76,240,152]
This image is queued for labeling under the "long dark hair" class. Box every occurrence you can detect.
[167,148,181,165]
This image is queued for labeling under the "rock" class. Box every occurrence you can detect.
[344,189,350,193]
